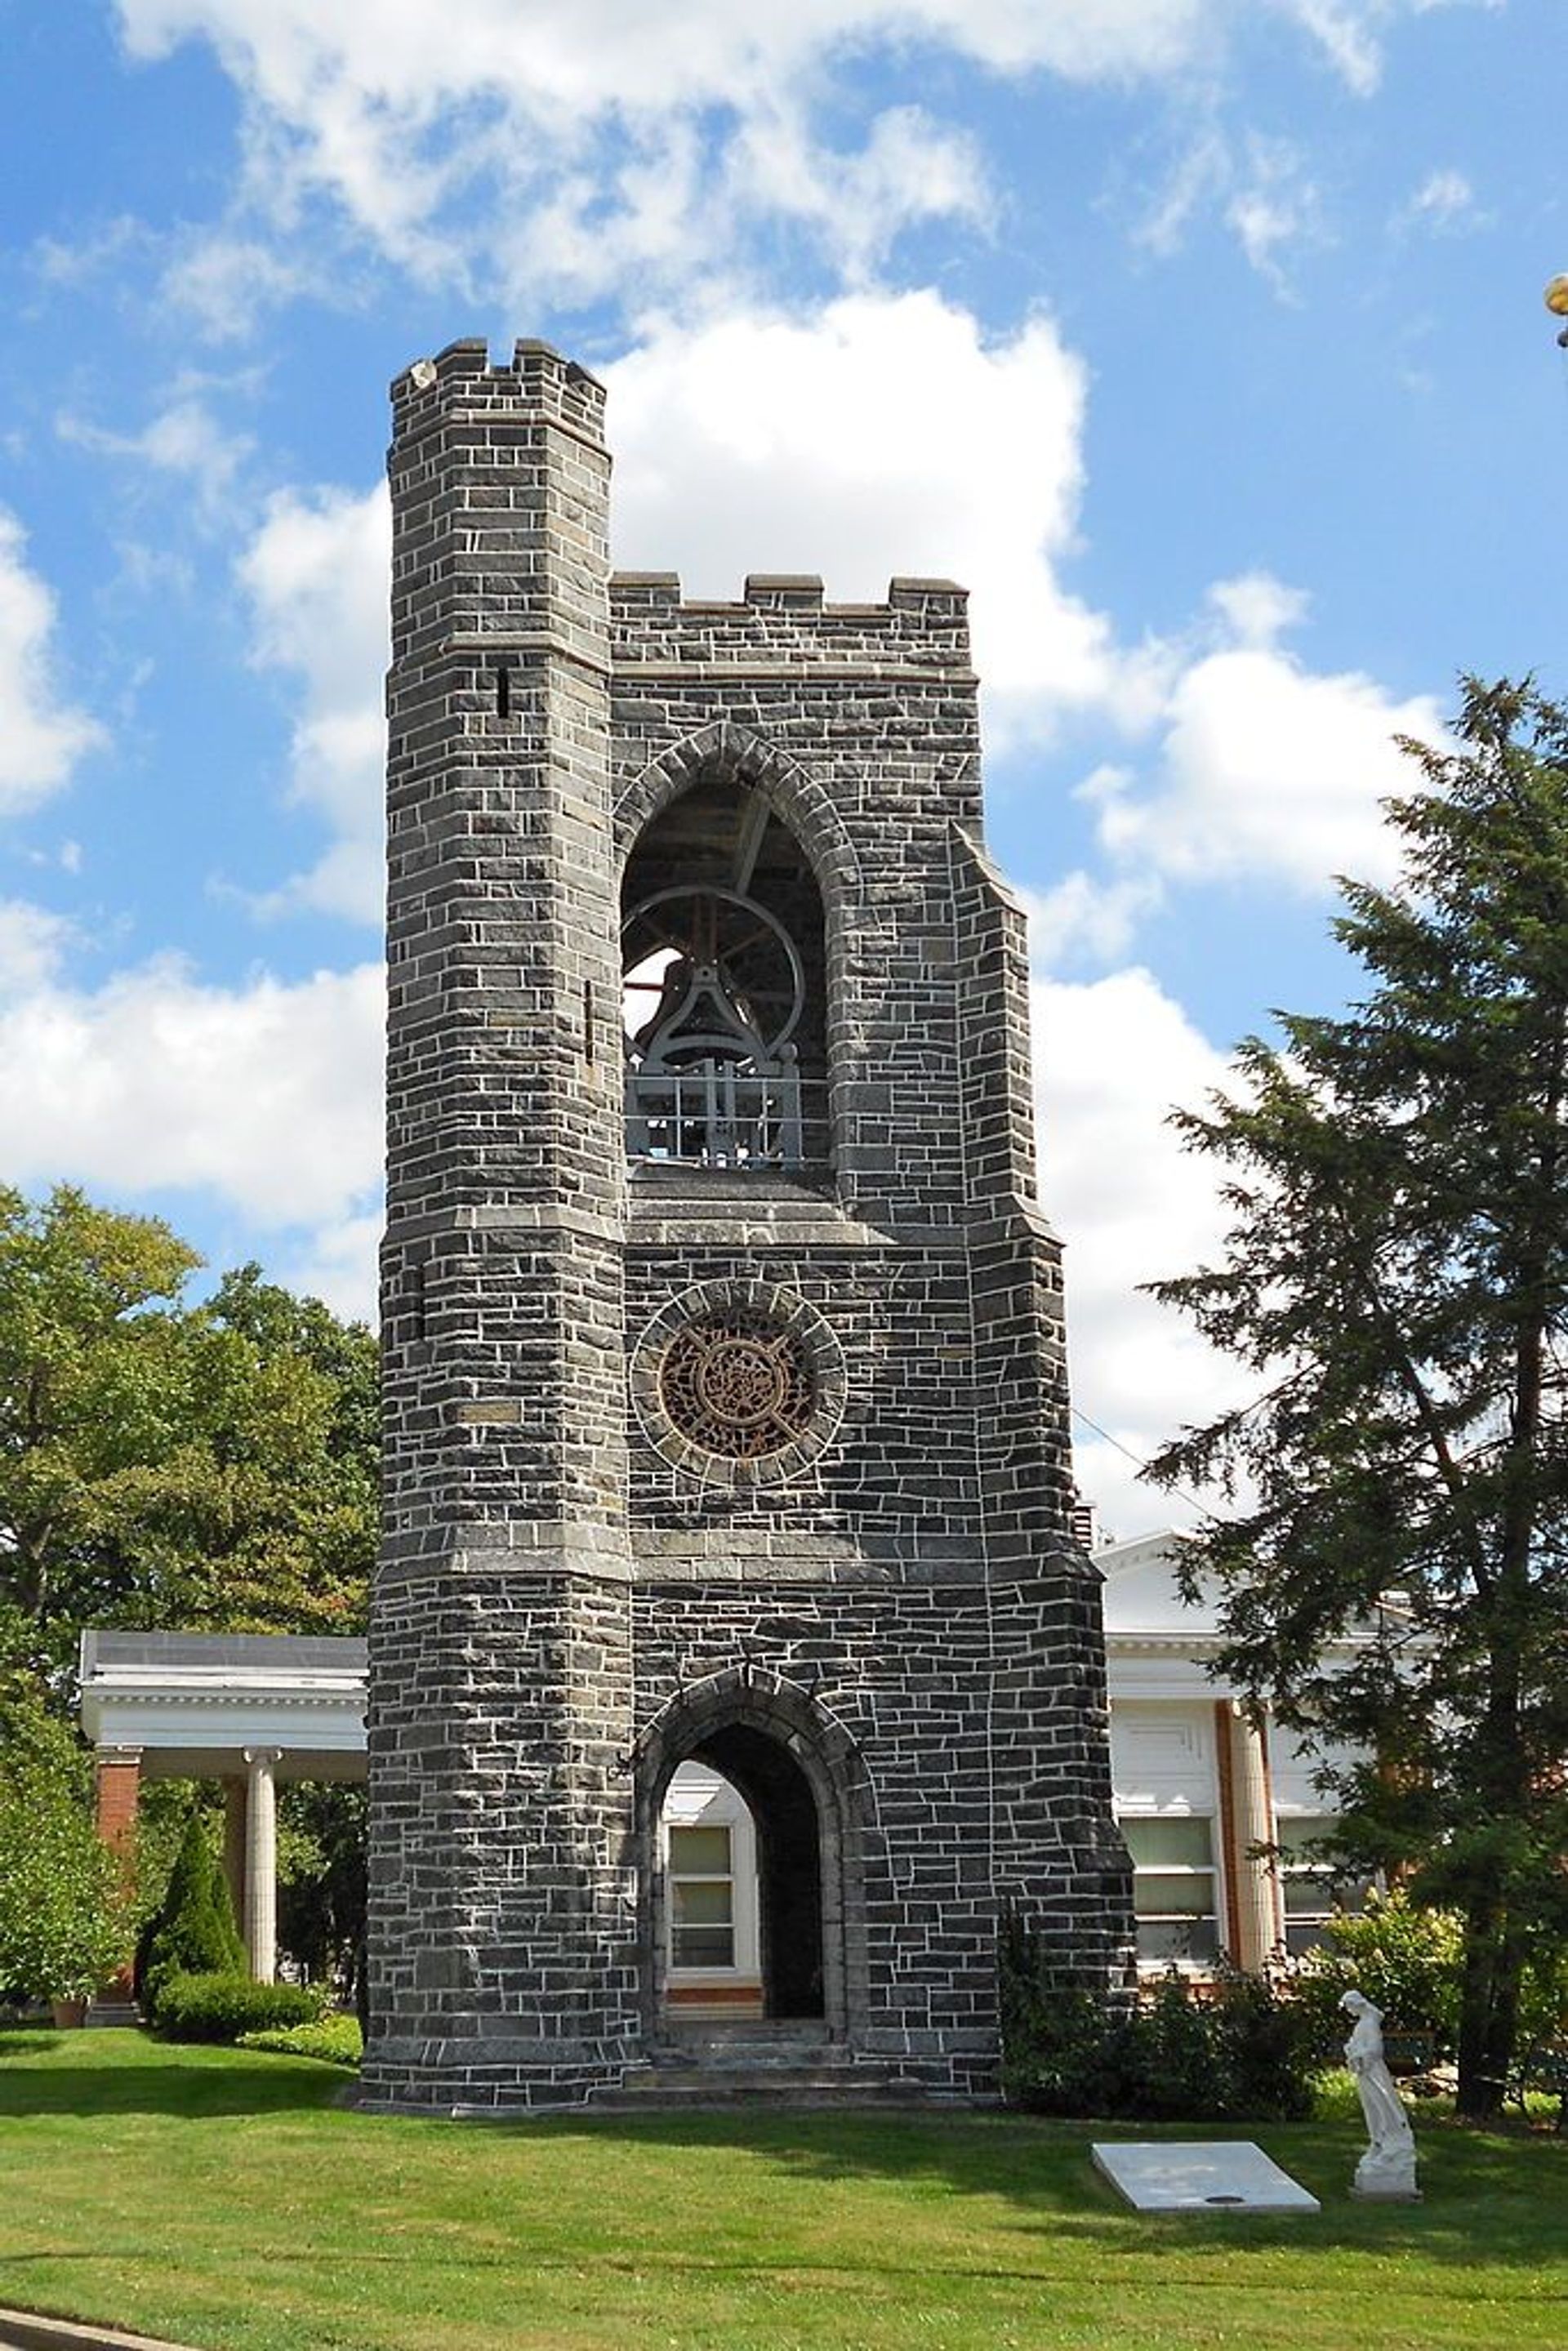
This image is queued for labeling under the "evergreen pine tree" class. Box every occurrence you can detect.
[1150,676,1568,2117]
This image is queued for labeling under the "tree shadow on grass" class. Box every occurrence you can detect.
[0,2032,345,2121]
[539,2105,1568,2279]
[5,2036,1564,2289]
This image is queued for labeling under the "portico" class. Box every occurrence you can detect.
[77,1631,367,1984]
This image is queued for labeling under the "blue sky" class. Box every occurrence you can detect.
[2,0,1566,1534]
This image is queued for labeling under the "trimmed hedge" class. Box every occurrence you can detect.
[238,2014,363,2068]
[154,1971,327,2044]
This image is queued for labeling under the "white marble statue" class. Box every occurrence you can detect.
[1341,1989,1420,2200]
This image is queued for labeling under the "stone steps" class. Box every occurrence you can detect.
[588,2033,938,2111]
[590,2072,930,2112]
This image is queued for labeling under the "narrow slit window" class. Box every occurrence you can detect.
[495,665,510,718]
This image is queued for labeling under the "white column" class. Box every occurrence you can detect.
[1227,1704,1282,1971]
[241,1748,283,1984]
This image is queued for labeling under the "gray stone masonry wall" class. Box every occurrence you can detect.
[364,341,1131,2114]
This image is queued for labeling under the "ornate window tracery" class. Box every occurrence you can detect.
[657,1311,817,1459]
[629,1280,846,1489]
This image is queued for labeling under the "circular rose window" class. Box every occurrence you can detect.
[630,1280,847,1488]
[658,1314,815,1459]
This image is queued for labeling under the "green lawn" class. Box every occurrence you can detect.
[1,2031,1564,2351]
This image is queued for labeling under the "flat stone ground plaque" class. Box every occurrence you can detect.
[1092,2141,1321,2214]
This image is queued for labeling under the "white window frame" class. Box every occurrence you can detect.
[1120,1811,1222,1970]
[1275,1814,1368,1956]
[661,1763,760,1986]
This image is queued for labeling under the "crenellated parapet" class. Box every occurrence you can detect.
[609,571,973,676]
[390,336,607,447]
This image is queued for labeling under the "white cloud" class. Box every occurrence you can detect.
[0,511,105,814]
[1224,136,1325,293]
[1277,0,1383,94]
[160,233,329,341]
[237,482,390,924]
[32,215,154,287]
[1094,635,1447,890]
[1134,122,1325,292]
[1206,571,1311,648]
[274,1206,381,1322]
[1396,167,1481,235]
[1135,127,1230,257]
[0,901,73,993]
[0,951,383,1231]
[1022,869,1165,973]
[609,292,1141,741]
[728,105,992,283]
[1034,965,1244,1541]
[111,2,1481,315]
[57,394,253,519]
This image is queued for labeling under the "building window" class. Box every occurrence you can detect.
[1276,1816,1368,1955]
[1122,1815,1219,1964]
[668,1823,736,1969]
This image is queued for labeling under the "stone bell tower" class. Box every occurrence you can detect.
[362,338,1131,2113]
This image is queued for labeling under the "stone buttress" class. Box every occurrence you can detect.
[362,339,1132,2112]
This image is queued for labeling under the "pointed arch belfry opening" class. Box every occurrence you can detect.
[616,723,862,906]
[636,1670,871,2043]
[618,728,855,1173]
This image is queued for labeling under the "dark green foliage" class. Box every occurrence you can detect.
[0,1671,128,2001]
[1294,1890,1465,2059]
[154,1971,326,2043]
[1146,677,1568,2117]
[276,1782,366,1994]
[1293,1887,1568,2061]
[139,1816,243,2015]
[1000,1914,1318,2121]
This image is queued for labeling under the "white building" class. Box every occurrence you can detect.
[1099,1530,1365,1975]
[78,1532,1364,1993]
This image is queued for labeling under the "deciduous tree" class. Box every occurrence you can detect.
[0,1187,376,1675]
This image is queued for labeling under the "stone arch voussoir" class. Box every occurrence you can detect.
[635,1664,872,2043]
[636,1665,866,1811]
[616,724,862,910]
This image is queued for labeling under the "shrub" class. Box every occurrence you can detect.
[0,1678,129,2002]
[1293,1890,1464,2061]
[154,1971,327,2044]
[139,1816,245,2017]
[1000,1913,1318,2122]
[238,2013,363,2067]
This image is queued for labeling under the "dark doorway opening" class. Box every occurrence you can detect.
[688,1725,825,2022]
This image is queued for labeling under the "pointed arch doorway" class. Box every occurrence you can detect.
[641,1674,866,2046]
